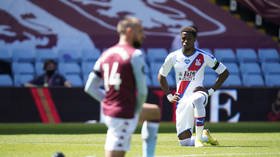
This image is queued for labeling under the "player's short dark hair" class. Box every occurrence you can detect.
[181,26,197,38]
[43,59,57,70]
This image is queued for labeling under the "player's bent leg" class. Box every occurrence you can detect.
[140,103,161,122]
[176,100,195,147]
[141,103,160,157]
[192,91,208,147]
[177,129,195,146]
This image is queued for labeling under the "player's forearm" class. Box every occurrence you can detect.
[84,72,105,102]
[212,69,229,90]
[158,74,170,95]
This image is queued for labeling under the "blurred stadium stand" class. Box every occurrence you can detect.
[0,47,279,87]
[0,0,279,88]
[214,48,236,63]
[0,74,13,86]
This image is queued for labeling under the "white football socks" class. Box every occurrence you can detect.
[141,121,159,157]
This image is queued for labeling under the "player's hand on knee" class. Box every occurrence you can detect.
[167,93,180,103]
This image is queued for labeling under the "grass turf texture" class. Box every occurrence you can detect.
[0,122,279,157]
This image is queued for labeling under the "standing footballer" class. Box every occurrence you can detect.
[84,17,160,157]
[158,26,229,147]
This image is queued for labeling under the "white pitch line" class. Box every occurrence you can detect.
[157,152,280,157]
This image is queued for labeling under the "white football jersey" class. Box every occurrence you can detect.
[159,48,226,98]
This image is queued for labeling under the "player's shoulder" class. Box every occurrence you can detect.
[168,48,181,57]
[133,48,144,56]
[196,48,215,59]
[101,44,139,61]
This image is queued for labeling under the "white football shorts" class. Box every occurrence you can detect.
[104,114,139,151]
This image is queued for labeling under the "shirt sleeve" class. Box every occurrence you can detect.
[205,54,227,74]
[131,49,148,113]
[93,58,102,77]
[84,71,105,102]
[159,53,174,77]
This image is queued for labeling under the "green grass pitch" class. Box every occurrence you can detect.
[0,122,279,157]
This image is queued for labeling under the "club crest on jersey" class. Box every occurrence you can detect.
[195,59,201,66]
[184,59,190,64]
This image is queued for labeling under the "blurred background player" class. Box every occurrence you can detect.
[158,26,229,147]
[84,17,160,157]
[267,90,280,121]
[25,59,72,87]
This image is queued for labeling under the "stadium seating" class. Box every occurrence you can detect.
[12,63,34,75]
[151,74,160,87]
[81,48,101,62]
[236,48,258,63]
[58,63,81,75]
[261,62,280,74]
[146,48,168,63]
[144,62,150,75]
[1,46,279,88]
[242,74,264,87]
[149,62,162,76]
[65,74,83,87]
[223,62,240,75]
[204,67,216,75]
[35,49,58,62]
[204,74,217,87]
[12,48,35,63]
[0,74,13,86]
[239,63,261,74]
[258,48,279,63]
[34,62,44,76]
[14,74,34,87]
[151,74,175,87]
[222,74,242,87]
[83,74,89,85]
[264,74,280,87]
[214,48,236,63]
[146,75,152,87]
[81,62,94,76]
[0,48,12,62]
[58,49,81,62]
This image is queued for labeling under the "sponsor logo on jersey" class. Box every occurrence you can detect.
[179,70,196,81]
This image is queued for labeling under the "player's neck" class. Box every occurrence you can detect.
[118,35,132,47]
[182,47,195,57]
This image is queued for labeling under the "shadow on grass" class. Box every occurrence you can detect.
[0,122,279,135]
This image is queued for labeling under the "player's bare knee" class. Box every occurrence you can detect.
[154,106,161,120]
[178,129,192,140]
[141,103,161,121]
